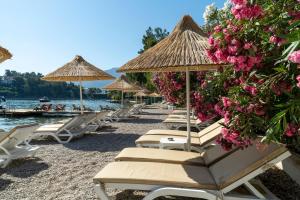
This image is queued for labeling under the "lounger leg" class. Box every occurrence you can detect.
[143,187,219,200]
[94,184,110,200]
[244,181,266,199]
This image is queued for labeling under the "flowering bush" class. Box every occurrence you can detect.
[154,0,300,152]
[206,0,300,151]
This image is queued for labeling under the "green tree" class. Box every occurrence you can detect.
[126,27,169,91]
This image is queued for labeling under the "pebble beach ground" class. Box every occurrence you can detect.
[0,108,299,200]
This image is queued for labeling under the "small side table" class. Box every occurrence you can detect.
[159,137,187,151]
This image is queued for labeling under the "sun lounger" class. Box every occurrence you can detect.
[93,141,290,200]
[31,113,97,144]
[163,117,216,131]
[135,120,223,152]
[0,124,40,168]
[145,119,223,138]
[115,144,236,166]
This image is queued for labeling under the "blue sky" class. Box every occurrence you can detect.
[0,0,225,75]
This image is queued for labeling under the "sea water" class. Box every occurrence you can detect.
[0,99,119,131]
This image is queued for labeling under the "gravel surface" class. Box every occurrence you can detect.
[0,108,299,200]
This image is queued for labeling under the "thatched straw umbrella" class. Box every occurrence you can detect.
[149,92,161,103]
[0,46,12,63]
[134,89,150,103]
[42,55,115,114]
[118,15,224,151]
[103,75,142,107]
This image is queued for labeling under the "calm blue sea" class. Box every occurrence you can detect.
[0,99,119,131]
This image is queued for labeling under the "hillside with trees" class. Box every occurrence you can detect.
[0,70,80,99]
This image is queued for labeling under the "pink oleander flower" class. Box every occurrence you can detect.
[289,50,300,64]
[214,104,224,116]
[285,124,298,137]
[222,97,233,107]
[243,85,258,96]
[228,45,238,54]
[296,75,300,88]
[269,36,278,44]
[244,42,252,49]
[224,111,231,124]
[208,36,214,45]
[231,0,247,6]
[227,56,237,64]
[214,25,222,33]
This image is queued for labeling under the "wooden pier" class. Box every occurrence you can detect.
[0,109,95,117]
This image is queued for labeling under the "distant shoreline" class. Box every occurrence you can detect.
[4,97,111,101]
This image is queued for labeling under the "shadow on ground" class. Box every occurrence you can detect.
[0,178,13,191]
[115,190,201,200]
[121,118,163,124]
[0,158,49,178]
[63,133,140,152]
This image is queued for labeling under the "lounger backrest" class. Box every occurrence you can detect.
[0,124,39,150]
[199,126,222,146]
[68,113,97,132]
[60,113,96,131]
[95,111,110,121]
[117,108,130,117]
[197,118,223,137]
[201,144,238,166]
[209,141,288,189]
[0,132,10,142]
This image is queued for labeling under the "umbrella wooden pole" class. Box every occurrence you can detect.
[121,90,124,108]
[186,68,191,151]
[80,81,84,114]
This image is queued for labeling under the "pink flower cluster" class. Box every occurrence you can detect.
[191,91,217,122]
[217,127,251,150]
[243,85,258,96]
[269,35,286,46]
[297,75,300,88]
[289,50,300,64]
[285,123,299,137]
[231,4,263,20]
[207,19,263,72]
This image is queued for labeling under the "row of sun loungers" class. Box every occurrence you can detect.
[92,111,292,199]
[0,106,292,199]
[0,104,146,168]
[94,141,289,200]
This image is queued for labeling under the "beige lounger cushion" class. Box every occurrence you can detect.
[95,141,288,191]
[210,142,287,189]
[143,119,223,140]
[163,118,199,124]
[94,161,217,190]
[145,129,199,138]
[35,125,62,132]
[135,135,200,145]
[115,148,205,165]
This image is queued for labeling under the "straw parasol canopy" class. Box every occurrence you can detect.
[0,46,12,63]
[42,55,114,81]
[103,75,142,107]
[117,15,225,151]
[149,92,161,97]
[134,90,149,97]
[103,75,142,92]
[118,15,222,73]
[42,55,115,114]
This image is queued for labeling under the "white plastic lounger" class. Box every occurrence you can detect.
[145,119,223,138]
[115,145,236,166]
[135,121,223,152]
[163,117,215,131]
[32,113,97,144]
[0,124,40,168]
[93,142,290,200]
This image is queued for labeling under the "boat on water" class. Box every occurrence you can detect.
[39,96,50,103]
